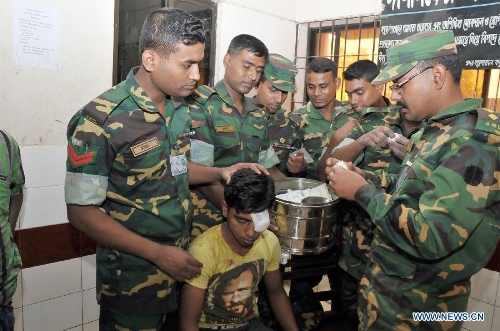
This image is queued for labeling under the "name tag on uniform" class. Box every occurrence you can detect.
[215,125,235,133]
[130,137,160,157]
[304,132,324,140]
[170,154,187,176]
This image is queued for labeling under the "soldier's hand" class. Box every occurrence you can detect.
[287,152,306,174]
[222,163,269,183]
[387,134,409,160]
[358,126,393,150]
[326,159,367,200]
[154,246,202,282]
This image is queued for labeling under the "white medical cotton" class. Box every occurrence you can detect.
[334,160,348,169]
[252,210,270,233]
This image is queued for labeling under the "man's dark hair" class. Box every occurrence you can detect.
[139,8,208,58]
[306,57,338,78]
[418,54,462,83]
[227,34,269,61]
[224,169,275,214]
[258,70,268,85]
[343,59,380,82]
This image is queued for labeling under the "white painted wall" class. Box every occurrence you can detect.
[213,1,297,82]
[295,0,383,22]
[1,0,115,146]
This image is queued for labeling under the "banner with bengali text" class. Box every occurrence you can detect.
[379,0,500,69]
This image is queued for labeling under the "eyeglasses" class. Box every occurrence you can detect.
[389,66,433,91]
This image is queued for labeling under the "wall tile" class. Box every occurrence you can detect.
[464,298,494,331]
[470,268,499,305]
[22,258,81,306]
[20,146,67,188]
[22,292,82,331]
[82,254,96,291]
[20,186,67,229]
[497,276,500,307]
[492,306,500,331]
[66,326,83,331]
[13,270,22,308]
[83,320,99,331]
[83,289,99,324]
[14,308,23,331]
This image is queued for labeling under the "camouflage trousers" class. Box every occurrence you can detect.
[340,270,360,327]
[0,303,14,331]
[358,269,470,330]
[99,306,179,331]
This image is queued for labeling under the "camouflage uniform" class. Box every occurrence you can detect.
[65,68,193,317]
[353,30,500,330]
[263,54,306,175]
[335,106,421,321]
[295,101,350,180]
[188,81,274,240]
[268,109,306,174]
[0,130,24,330]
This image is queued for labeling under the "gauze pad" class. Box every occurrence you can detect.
[387,133,400,143]
[333,160,348,169]
[251,210,270,233]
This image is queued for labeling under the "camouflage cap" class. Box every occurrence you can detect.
[264,53,298,93]
[373,30,457,84]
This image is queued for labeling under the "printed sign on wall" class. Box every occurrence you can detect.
[379,0,500,69]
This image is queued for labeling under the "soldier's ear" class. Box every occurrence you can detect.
[334,77,342,90]
[223,54,231,69]
[432,64,447,90]
[142,49,156,72]
[375,83,384,94]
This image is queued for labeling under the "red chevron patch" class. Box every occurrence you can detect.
[68,143,97,167]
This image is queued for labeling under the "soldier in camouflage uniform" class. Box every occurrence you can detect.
[284,57,349,331]
[255,53,305,176]
[65,9,265,330]
[321,60,422,328]
[288,57,350,181]
[318,60,393,182]
[189,35,281,241]
[0,130,24,331]
[327,30,500,330]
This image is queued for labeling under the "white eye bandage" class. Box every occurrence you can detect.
[251,210,270,233]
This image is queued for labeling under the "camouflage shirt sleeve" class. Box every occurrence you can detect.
[355,102,500,261]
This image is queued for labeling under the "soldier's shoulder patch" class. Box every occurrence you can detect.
[191,85,217,105]
[82,93,123,127]
[67,139,98,168]
[474,108,500,136]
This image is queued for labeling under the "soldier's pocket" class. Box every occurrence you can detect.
[245,136,263,160]
[393,157,433,196]
[371,244,416,281]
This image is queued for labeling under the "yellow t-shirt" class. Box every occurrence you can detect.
[186,224,281,328]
